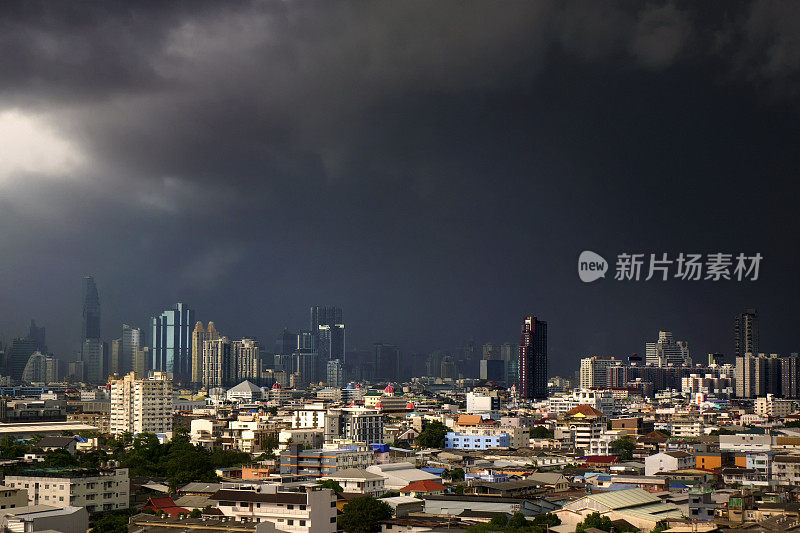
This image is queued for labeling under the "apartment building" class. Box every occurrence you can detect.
[109,371,173,436]
[754,394,794,417]
[450,415,529,448]
[209,482,337,532]
[547,390,615,417]
[291,404,327,429]
[561,405,606,453]
[771,455,800,486]
[279,444,374,477]
[324,407,383,444]
[221,415,277,453]
[0,485,28,509]
[5,468,129,513]
[445,432,510,450]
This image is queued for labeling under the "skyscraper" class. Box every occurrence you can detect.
[318,324,345,363]
[310,306,343,332]
[518,315,548,399]
[81,276,101,342]
[109,338,122,375]
[82,338,106,383]
[202,336,231,388]
[121,324,142,375]
[191,322,218,384]
[151,303,195,383]
[233,338,260,383]
[734,308,759,359]
[645,331,691,367]
[28,320,46,352]
[374,343,400,381]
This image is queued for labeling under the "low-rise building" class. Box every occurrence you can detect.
[0,505,88,533]
[320,468,385,496]
[209,482,336,532]
[0,485,28,510]
[645,451,695,476]
[5,467,129,513]
[279,444,374,477]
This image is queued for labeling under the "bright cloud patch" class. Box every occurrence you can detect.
[0,109,83,181]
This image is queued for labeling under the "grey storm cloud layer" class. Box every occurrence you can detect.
[1,1,799,370]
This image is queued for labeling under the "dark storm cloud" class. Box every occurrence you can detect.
[1,1,799,370]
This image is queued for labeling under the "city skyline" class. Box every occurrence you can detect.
[0,276,790,378]
[0,2,799,375]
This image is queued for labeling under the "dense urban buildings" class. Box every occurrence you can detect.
[735,308,760,359]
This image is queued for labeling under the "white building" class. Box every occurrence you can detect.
[209,482,336,532]
[465,392,500,414]
[579,356,617,389]
[320,468,386,496]
[0,505,88,533]
[366,463,442,491]
[719,434,772,453]
[109,371,173,436]
[755,393,793,417]
[291,404,328,429]
[5,468,129,513]
[548,390,614,417]
[644,451,694,476]
[226,380,263,403]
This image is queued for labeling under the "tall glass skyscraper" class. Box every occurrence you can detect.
[151,303,195,383]
[518,315,548,399]
[81,276,101,342]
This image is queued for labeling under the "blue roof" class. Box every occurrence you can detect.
[75,436,89,443]
[422,467,446,475]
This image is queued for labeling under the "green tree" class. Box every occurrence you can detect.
[529,426,554,439]
[610,436,635,460]
[189,509,202,518]
[416,421,448,449]
[508,512,528,528]
[90,509,133,533]
[318,479,344,493]
[42,449,79,468]
[489,514,508,527]
[338,496,392,533]
[450,467,465,481]
[575,512,613,533]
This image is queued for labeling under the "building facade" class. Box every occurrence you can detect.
[518,316,547,399]
[109,371,173,435]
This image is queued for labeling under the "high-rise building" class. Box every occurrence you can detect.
[233,338,260,383]
[7,337,37,381]
[109,338,122,375]
[482,343,500,360]
[133,347,150,378]
[28,320,46,352]
[501,343,518,385]
[782,354,800,399]
[82,338,106,383]
[80,276,103,380]
[518,316,548,399]
[275,328,297,355]
[191,322,218,384]
[645,331,690,367]
[579,356,617,389]
[310,306,343,332]
[374,343,400,381]
[109,371,173,435]
[202,337,231,388]
[121,324,142,375]
[734,308,759,360]
[81,276,101,342]
[151,303,195,383]
[327,359,345,388]
[735,352,781,398]
[318,324,345,363]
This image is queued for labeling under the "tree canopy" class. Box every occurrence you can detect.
[338,496,392,533]
[416,420,448,449]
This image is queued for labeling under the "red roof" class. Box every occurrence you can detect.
[399,479,447,493]
[142,496,190,517]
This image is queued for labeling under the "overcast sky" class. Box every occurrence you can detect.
[1,1,799,373]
